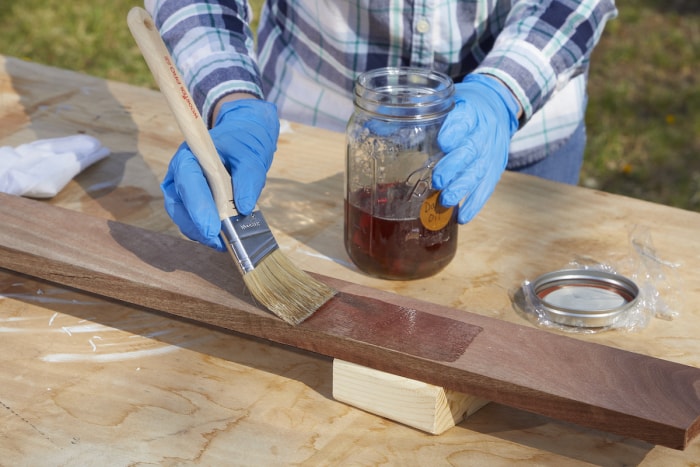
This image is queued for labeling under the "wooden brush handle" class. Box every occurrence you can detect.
[127,7,237,219]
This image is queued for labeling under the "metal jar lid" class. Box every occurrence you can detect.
[528,269,640,328]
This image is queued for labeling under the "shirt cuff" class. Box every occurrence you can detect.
[474,38,557,122]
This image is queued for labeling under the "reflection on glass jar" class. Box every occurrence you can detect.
[344,67,457,280]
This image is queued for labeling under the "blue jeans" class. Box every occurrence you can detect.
[510,122,587,185]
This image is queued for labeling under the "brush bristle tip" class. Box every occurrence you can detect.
[242,250,335,325]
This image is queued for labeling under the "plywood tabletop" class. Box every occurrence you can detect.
[1,55,699,465]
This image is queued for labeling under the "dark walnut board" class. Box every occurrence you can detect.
[1,192,698,449]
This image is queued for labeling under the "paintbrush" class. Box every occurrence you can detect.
[127,7,335,324]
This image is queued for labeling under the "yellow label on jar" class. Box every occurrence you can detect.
[420,191,454,231]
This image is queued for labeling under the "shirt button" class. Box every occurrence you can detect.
[416,18,430,34]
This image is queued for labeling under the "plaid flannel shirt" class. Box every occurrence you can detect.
[146,0,616,167]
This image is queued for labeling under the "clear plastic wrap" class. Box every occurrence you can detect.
[513,225,682,333]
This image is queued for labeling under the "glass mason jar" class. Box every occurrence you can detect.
[344,67,457,280]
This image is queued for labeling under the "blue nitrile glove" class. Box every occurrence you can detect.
[161,99,280,251]
[432,74,520,224]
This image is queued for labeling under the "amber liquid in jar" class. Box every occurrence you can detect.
[344,183,457,280]
[345,67,456,280]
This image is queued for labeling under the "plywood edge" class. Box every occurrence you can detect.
[332,359,489,434]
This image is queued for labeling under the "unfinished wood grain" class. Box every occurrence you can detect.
[1,192,699,449]
[333,359,489,434]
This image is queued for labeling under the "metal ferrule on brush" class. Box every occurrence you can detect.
[220,211,278,274]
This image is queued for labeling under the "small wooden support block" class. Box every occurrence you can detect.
[333,359,489,434]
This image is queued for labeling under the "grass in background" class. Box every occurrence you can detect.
[583,1,700,210]
[0,1,153,88]
[1,0,698,211]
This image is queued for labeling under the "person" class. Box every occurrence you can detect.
[144,0,617,251]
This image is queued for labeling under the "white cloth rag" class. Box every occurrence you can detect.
[0,135,110,198]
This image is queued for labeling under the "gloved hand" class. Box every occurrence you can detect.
[161,99,280,251]
[432,74,520,224]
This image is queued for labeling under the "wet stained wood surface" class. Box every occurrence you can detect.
[2,55,700,465]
